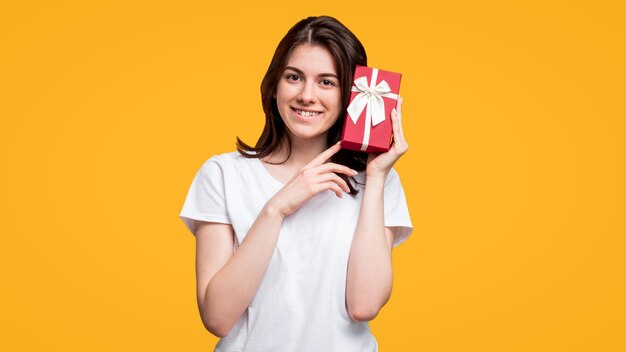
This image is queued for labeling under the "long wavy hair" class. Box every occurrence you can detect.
[236,15,368,195]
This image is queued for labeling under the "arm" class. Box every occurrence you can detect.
[345,175,396,322]
[345,96,409,322]
[195,143,356,337]
[195,204,284,337]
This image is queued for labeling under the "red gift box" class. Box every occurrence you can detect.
[340,65,402,153]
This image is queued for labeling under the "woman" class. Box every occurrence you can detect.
[180,15,413,351]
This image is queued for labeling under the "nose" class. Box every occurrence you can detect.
[298,81,317,104]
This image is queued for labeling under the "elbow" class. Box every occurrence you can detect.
[347,304,381,322]
[345,287,391,322]
[202,317,233,338]
[198,297,236,338]
[199,310,235,338]
[208,327,229,339]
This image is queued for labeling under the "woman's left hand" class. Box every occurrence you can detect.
[365,96,409,179]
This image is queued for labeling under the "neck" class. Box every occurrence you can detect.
[271,133,330,169]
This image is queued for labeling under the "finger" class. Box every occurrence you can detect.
[393,97,407,147]
[391,108,402,146]
[316,182,344,198]
[392,110,406,148]
[304,141,342,168]
[316,173,350,193]
[395,96,405,142]
[397,97,406,146]
[313,162,358,177]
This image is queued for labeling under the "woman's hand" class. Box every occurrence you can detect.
[267,142,358,218]
[365,96,409,179]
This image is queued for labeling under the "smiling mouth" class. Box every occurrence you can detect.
[291,107,322,118]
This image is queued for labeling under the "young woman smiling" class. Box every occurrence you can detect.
[180,15,412,352]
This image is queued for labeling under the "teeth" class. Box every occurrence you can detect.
[295,109,321,117]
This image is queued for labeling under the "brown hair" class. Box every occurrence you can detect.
[236,15,368,195]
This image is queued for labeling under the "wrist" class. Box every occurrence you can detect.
[365,173,387,186]
[263,200,286,220]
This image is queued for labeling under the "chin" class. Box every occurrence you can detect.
[286,126,327,141]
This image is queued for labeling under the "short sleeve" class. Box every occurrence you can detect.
[384,168,414,247]
[179,157,231,236]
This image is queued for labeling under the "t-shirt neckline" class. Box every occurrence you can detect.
[254,157,286,188]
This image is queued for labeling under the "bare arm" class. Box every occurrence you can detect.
[194,142,356,337]
[195,205,284,337]
[346,96,409,322]
[345,176,396,322]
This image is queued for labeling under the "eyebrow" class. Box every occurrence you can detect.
[284,66,339,79]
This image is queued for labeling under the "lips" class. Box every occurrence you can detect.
[291,107,323,119]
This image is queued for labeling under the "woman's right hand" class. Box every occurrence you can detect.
[267,142,358,218]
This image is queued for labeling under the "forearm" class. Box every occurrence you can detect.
[203,204,284,336]
[346,175,393,321]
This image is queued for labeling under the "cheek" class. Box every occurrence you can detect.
[274,83,286,102]
[325,91,342,110]
[276,82,297,100]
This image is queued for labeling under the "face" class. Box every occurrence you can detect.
[275,44,341,143]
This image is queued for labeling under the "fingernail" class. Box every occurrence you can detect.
[351,169,358,175]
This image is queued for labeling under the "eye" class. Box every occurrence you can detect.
[321,79,337,86]
[286,74,300,82]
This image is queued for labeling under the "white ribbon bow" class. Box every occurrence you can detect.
[346,68,398,151]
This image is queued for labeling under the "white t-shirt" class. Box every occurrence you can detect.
[180,151,413,352]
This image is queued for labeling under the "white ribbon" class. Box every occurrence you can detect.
[346,68,398,151]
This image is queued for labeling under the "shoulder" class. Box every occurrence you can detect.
[382,167,409,196]
[388,167,400,179]
[197,150,259,182]
[385,167,401,187]
[199,150,253,169]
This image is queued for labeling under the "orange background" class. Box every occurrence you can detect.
[1,0,625,351]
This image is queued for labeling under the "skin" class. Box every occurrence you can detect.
[194,43,409,337]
